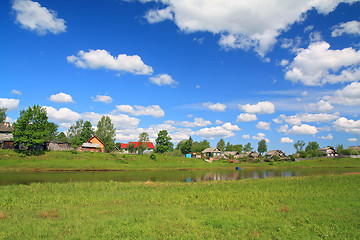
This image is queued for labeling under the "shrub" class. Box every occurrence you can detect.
[273,155,280,161]
[290,154,296,161]
[150,153,156,160]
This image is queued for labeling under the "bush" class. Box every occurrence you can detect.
[150,153,156,160]
[290,154,296,161]
[273,155,280,161]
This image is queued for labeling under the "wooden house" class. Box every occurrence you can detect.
[265,150,286,159]
[201,147,224,160]
[119,142,155,154]
[0,122,14,149]
[224,151,240,159]
[81,136,105,153]
[319,147,338,157]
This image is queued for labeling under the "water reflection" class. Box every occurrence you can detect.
[0,168,356,186]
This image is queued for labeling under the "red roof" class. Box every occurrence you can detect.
[119,142,154,149]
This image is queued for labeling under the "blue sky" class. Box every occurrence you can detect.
[1,0,360,154]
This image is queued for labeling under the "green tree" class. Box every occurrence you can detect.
[305,141,320,151]
[67,120,94,147]
[179,136,193,154]
[244,142,253,152]
[0,108,7,123]
[81,121,94,142]
[217,139,225,151]
[191,139,210,152]
[46,122,59,141]
[96,115,116,153]
[56,132,68,142]
[13,105,56,151]
[225,141,234,151]
[138,132,150,154]
[233,144,243,153]
[257,139,267,155]
[127,142,136,153]
[155,130,173,154]
[294,140,305,153]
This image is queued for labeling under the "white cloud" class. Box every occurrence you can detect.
[145,7,173,23]
[44,106,81,123]
[318,134,333,140]
[195,123,240,139]
[0,98,19,111]
[242,134,250,139]
[252,132,270,143]
[348,138,358,142]
[306,100,333,113]
[141,0,356,56]
[215,120,223,125]
[203,102,227,112]
[165,117,211,128]
[240,101,275,114]
[91,95,113,104]
[332,20,360,37]
[149,74,178,86]
[333,117,360,135]
[280,59,289,66]
[82,112,140,130]
[49,92,74,103]
[116,105,165,118]
[67,49,153,75]
[12,0,66,35]
[281,137,294,143]
[285,41,360,86]
[289,124,318,135]
[11,89,22,95]
[236,113,257,122]
[274,113,340,126]
[324,82,360,105]
[256,121,271,130]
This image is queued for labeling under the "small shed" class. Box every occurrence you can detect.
[319,147,338,157]
[82,136,105,153]
[0,122,13,141]
[265,150,286,159]
[201,147,224,160]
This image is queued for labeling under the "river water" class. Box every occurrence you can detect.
[0,168,356,186]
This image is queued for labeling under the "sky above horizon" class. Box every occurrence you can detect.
[1,0,360,154]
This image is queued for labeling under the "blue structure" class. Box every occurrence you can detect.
[185,154,192,158]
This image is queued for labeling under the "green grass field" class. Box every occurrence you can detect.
[1,149,359,172]
[0,174,359,239]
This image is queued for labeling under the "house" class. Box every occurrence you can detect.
[81,136,105,153]
[201,147,224,160]
[348,146,360,151]
[0,122,14,149]
[319,147,338,157]
[265,150,286,159]
[224,151,240,159]
[249,152,261,159]
[119,142,155,154]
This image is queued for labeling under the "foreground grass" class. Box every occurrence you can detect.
[1,149,359,172]
[0,174,359,239]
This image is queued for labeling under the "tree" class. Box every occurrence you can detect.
[56,132,68,142]
[67,120,94,147]
[191,139,210,152]
[336,144,345,154]
[225,142,234,151]
[257,139,267,155]
[244,142,253,152]
[179,136,193,154]
[305,141,320,152]
[138,132,150,154]
[46,122,58,141]
[127,142,136,153]
[294,140,305,153]
[13,105,56,150]
[96,115,116,153]
[217,139,225,151]
[155,130,173,154]
[81,121,94,142]
[0,108,7,123]
[233,144,243,153]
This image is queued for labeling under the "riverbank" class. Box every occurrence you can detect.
[1,149,359,172]
[0,174,359,239]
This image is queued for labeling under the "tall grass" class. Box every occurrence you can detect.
[0,174,359,239]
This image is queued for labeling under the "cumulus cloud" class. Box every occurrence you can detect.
[252,132,270,143]
[324,82,360,105]
[116,105,165,118]
[149,74,178,86]
[145,7,173,23]
[242,134,250,139]
[240,101,275,114]
[91,94,113,104]
[285,41,360,86]
[274,113,340,126]
[11,89,22,95]
[281,137,294,143]
[215,120,223,125]
[256,121,271,130]
[49,92,74,103]
[140,0,356,56]
[67,49,153,75]
[203,102,227,112]
[236,113,257,122]
[195,123,240,139]
[289,124,318,135]
[306,100,333,113]
[318,134,333,140]
[44,106,81,123]
[12,0,66,35]
[165,117,211,128]
[332,20,360,37]
[0,98,19,111]
[333,117,360,135]
[348,138,358,142]
[82,112,140,130]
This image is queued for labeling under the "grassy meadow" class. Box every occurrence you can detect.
[0,174,359,239]
[0,149,359,172]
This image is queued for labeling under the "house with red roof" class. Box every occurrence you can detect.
[119,141,155,154]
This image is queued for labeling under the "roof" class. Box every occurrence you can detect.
[265,150,283,156]
[0,123,13,133]
[82,143,100,148]
[348,146,360,151]
[224,151,239,156]
[202,147,222,153]
[85,135,106,147]
[119,142,155,149]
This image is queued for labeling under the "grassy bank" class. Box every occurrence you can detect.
[0,174,359,239]
[0,149,359,172]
